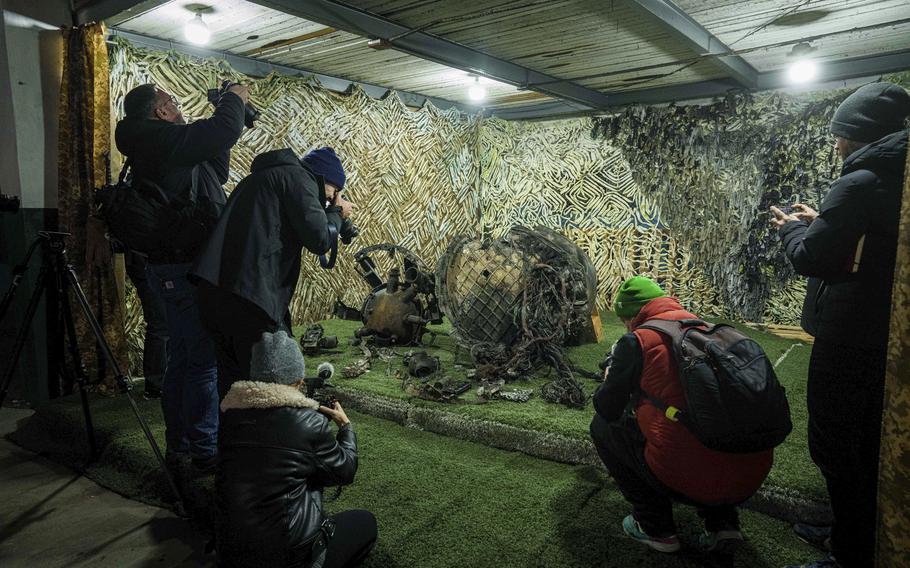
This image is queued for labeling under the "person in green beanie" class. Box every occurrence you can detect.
[590,276,773,556]
[770,81,910,568]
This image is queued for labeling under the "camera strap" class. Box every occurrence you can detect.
[318,224,340,270]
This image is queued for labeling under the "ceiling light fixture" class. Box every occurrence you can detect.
[468,76,486,102]
[786,42,818,84]
[184,12,210,45]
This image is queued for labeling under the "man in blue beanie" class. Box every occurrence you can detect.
[771,82,909,568]
[193,147,355,398]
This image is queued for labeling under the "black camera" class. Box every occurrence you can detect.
[0,193,20,213]
[340,217,359,245]
[304,362,337,407]
[207,80,260,128]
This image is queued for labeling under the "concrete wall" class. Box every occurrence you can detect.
[0,0,69,404]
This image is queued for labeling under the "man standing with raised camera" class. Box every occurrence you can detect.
[193,146,355,398]
[771,82,910,568]
[115,82,249,474]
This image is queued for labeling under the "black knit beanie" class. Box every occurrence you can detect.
[830,82,910,143]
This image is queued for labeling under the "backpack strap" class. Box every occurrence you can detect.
[318,224,340,269]
[635,318,709,425]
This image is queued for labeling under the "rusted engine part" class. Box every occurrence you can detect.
[436,227,592,408]
[403,351,440,378]
[352,244,442,346]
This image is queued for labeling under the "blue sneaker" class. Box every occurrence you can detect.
[783,557,840,568]
[621,514,681,553]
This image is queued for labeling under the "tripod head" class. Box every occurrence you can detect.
[37,231,72,253]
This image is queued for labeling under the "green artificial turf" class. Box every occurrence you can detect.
[296,314,824,500]
[7,392,819,567]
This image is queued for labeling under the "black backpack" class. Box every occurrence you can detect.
[637,318,792,454]
[95,159,216,256]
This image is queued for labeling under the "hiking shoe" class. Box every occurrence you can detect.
[699,529,744,553]
[783,557,840,568]
[621,514,680,553]
[793,523,832,552]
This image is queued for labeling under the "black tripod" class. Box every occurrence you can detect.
[0,231,185,515]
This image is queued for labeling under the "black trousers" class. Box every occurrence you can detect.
[807,338,886,568]
[589,413,739,536]
[196,282,281,399]
[125,252,169,392]
[322,510,378,568]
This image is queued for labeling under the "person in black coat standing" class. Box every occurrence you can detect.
[193,147,354,398]
[216,330,376,568]
[115,83,248,473]
[771,82,910,568]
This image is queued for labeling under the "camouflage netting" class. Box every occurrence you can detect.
[110,38,908,374]
[109,39,482,372]
[478,118,726,320]
[592,72,910,323]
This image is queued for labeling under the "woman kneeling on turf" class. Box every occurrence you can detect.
[216,330,376,568]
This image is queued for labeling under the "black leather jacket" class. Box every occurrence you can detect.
[216,381,357,568]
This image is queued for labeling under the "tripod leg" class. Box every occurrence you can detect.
[61,263,187,516]
[59,276,99,460]
[0,264,50,409]
[0,237,44,324]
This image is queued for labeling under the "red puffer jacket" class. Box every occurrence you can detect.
[632,297,773,504]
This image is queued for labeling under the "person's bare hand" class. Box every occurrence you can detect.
[792,203,818,223]
[319,401,351,428]
[227,84,250,105]
[335,195,355,220]
[769,206,800,230]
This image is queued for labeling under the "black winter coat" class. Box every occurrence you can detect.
[779,130,907,349]
[114,93,245,263]
[216,381,358,568]
[191,148,342,326]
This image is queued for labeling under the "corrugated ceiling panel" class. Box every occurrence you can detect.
[113,0,540,110]
[677,0,910,72]
[742,21,910,73]
[347,0,709,87]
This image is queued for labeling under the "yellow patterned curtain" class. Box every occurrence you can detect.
[878,132,910,566]
[57,23,127,391]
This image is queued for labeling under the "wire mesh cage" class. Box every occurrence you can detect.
[436,226,598,407]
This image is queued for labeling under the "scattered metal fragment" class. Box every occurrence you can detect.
[342,359,371,378]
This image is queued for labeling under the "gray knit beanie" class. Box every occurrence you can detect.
[830,82,910,143]
[249,331,306,385]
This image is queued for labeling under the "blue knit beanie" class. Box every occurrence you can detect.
[301,147,346,190]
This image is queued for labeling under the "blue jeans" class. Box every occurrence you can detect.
[147,263,219,459]
[125,252,168,392]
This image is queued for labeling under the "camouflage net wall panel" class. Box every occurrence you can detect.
[478,118,725,318]
[878,126,910,568]
[109,40,482,372]
[592,75,910,322]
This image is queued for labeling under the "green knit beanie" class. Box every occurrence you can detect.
[613,276,667,319]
